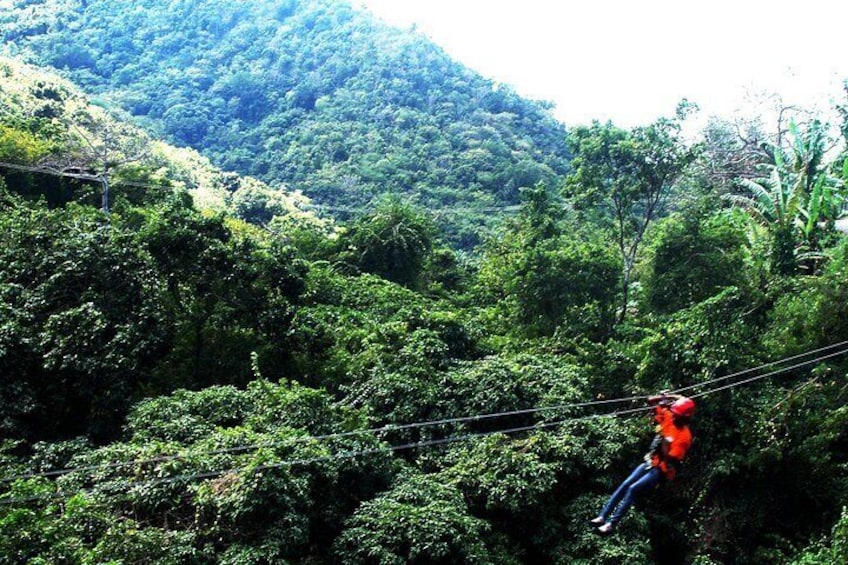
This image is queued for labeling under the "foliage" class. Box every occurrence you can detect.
[641,202,749,314]
[761,253,848,357]
[790,507,848,564]
[335,197,436,288]
[0,486,203,565]
[477,185,620,339]
[725,120,848,275]
[0,192,307,441]
[0,125,51,163]
[133,197,307,391]
[1,380,397,564]
[333,472,494,564]
[565,111,698,322]
[0,0,571,246]
[0,55,315,226]
[635,287,766,392]
[553,495,653,565]
[2,5,848,563]
[0,199,169,441]
[440,435,559,514]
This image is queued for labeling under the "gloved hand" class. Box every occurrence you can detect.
[648,391,677,408]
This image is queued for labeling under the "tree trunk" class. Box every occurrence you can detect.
[618,260,632,325]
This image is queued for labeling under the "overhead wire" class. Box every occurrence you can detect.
[0,160,103,180]
[19,150,842,485]
[306,202,521,215]
[0,159,192,192]
[9,336,847,507]
[0,160,523,217]
[687,347,848,399]
[3,160,848,493]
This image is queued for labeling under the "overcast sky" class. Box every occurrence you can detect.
[357,0,847,128]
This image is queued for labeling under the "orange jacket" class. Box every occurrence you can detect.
[650,406,692,480]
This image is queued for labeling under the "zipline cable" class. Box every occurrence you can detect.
[0,405,650,506]
[3,340,847,507]
[3,341,848,485]
[0,392,648,483]
[687,347,848,399]
[112,406,651,488]
[670,339,848,395]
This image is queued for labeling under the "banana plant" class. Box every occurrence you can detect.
[725,120,847,274]
[725,163,798,231]
[796,158,848,255]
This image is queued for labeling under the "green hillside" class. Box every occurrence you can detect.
[0,55,321,228]
[2,1,848,563]
[1,0,570,244]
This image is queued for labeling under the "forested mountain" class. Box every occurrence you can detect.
[3,1,848,564]
[0,55,321,227]
[0,0,570,244]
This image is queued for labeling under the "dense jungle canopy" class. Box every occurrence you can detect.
[2,1,848,564]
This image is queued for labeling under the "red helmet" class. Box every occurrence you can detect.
[670,397,696,418]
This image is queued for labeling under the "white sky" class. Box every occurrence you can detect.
[357,0,847,129]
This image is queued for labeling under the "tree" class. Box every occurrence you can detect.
[0,199,169,441]
[476,185,620,339]
[0,2,574,247]
[135,197,306,390]
[691,116,770,195]
[0,125,51,164]
[333,473,493,564]
[565,109,697,322]
[338,197,435,288]
[642,202,749,314]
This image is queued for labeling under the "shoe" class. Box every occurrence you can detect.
[589,516,605,525]
[597,522,615,535]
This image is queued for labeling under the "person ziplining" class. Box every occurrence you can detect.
[590,392,695,534]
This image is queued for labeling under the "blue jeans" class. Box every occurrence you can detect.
[599,462,662,524]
